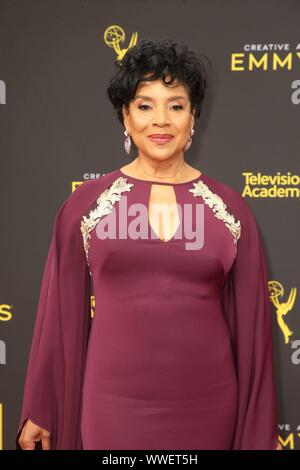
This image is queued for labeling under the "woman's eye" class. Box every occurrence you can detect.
[137,104,183,111]
[138,104,151,110]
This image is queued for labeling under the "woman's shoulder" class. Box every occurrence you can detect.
[70,169,122,201]
[55,169,122,227]
[201,172,256,224]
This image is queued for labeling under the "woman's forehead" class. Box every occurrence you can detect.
[135,79,187,97]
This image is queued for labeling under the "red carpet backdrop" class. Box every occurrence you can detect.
[0,0,299,450]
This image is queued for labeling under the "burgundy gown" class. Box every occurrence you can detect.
[16,168,280,450]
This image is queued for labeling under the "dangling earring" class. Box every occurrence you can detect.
[124,129,131,155]
[184,128,195,152]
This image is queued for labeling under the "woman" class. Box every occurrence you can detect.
[16,38,282,450]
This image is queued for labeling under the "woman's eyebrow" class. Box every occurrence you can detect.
[133,95,186,101]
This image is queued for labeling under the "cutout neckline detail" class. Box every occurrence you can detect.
[147,184,181,243]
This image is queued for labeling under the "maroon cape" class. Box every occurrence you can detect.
[16,169,280,449]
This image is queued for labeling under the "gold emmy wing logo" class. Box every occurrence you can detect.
[268,281,297,344]
[103,25,138,60]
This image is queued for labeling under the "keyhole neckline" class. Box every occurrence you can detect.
[118,168,205,186]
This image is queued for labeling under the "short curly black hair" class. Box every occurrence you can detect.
[106,38,211,127]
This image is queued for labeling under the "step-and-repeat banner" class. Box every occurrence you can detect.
[0,0,299,450]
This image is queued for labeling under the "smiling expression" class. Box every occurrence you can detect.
[122,75,196,161]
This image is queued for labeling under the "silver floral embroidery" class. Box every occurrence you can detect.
[188,180,241,251]
[80,177,134,273]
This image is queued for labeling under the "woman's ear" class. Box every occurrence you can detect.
[122,104,129,128]
[191,106,196,128]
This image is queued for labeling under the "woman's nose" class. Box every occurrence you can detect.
[152,107,171,125]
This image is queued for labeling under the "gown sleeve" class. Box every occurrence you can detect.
[221,198,280,450]
[15,190,92,450]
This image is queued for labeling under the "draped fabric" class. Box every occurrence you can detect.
[16,173,117,449]
[221,194,279,449]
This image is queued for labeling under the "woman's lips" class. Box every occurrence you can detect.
[148,135,174,144]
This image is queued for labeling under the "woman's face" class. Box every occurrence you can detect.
[122,76,195,161]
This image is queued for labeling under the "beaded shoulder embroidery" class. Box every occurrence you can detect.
[188,180,241,247]
[80,176,134,273]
